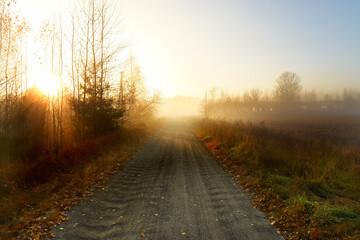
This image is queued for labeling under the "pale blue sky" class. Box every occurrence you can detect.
[18,0,360,97]
[121,0,360,97]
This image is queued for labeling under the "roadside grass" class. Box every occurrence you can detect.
[192,119,360,239]
[0,121,162,239]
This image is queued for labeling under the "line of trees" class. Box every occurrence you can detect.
[0,0,30,162]
[0,0,160,163]
[202,71,360,119]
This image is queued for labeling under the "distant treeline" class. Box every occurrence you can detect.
[0,0,159,163]
[202,72,360,120]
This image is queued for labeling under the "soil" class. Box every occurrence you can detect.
[50,120,282,240]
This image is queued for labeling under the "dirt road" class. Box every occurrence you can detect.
[51,121,282,240]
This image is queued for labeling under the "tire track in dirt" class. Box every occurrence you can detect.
[51,120,282,240]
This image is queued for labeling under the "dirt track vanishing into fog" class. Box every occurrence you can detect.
[51,121,282,240]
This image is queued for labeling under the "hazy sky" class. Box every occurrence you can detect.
[17,0,360,97]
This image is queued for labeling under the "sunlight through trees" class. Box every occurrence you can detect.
[0,0,159,163]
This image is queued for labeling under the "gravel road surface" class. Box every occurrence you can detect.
[51,121,282,240]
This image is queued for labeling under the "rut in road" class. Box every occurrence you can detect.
[51,121,282,240]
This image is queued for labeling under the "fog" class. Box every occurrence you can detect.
[157,96,201,117]
[156,86,360,121]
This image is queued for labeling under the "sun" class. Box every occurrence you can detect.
[28,63,61,96]
[35,72,60,96]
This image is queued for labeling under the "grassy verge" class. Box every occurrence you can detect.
[0,121,163,240]
[192,119,360,239]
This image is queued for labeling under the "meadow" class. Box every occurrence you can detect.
[192,118,360,239]
[264,116,360,149]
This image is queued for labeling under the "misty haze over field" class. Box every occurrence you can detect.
[157,96,201,117]
[2,1,360,239]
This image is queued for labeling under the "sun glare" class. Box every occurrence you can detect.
[28,63,61,96]
[137,52,164,92]
[35,73,60,96]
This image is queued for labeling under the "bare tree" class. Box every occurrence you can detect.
[219,89,231,103]
[250,88,262,103]
[208,87,218,104]
[242,90,251,102]
[343,88,354,102]
[273,72,302,102]
[261,89,271,102]
[122,53,160,124]
[202,91,209,118]
[68,0,129,137]
[303,89,317,102]
[0,0,28,161]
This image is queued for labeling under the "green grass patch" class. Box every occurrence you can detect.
[314,203,360,226]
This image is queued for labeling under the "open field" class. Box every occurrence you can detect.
[264,116,360,149]
[192,118,360,239]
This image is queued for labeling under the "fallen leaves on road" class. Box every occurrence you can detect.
[195,129,327,240]
[4,126,159,240]
[11,155,132,239]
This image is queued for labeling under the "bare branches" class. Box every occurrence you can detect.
[273,72,302,102]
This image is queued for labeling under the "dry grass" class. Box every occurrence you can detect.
[0,121,163,239]
[192,118,360,239]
